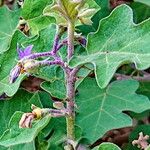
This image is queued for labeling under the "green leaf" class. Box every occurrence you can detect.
[69,5,150,88]
[0,25,64,96]
[23,24,58,53]
[98,142,121,150]
[0,90,51,149]
[137,82,150,99]
[0,30,28,96]
[38,91,53,108]
[75,64,93,88]
[21,0,55,35]
[130,2,150,23]
[33,92,66,149]
[40,64,66,100]
[0,142,35,150]
[0,89,42,136]
[40,117,66,149]
[134,0,150,6]
[78,0,110,35]
[0,74,26,97]
[128,81,150,119]
[0,111,50,147]
[76,78,150,143]
[41,80,66,99]
[0,6,20,53]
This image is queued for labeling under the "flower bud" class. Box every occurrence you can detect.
[9,65,21,83]
[19,113,35,128]
[32,108,42,119]
[22,59,39,73]
[79,17,93,25]
[78,9,96,18]
[53,101,65,109]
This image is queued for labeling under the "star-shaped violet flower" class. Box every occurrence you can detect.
[17,45,33,60]
[9,45,33,84]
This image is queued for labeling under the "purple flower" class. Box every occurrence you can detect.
[9,45,34,84]
[9,64,22,83]
[17,45,33,60]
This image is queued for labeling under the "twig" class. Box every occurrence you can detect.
[115,73,150,82]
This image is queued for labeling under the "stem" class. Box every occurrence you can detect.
[66,21,76,150]
[67,21,74,60]
[43,108,68,117]
[51,25,67,55]
[115,73,150,82]
[66,71,76,150]
[21,51,56,61]
[52,34,60,54]
[24,60,66,71]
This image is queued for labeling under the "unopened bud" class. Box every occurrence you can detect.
[31,104,42,119]
[9,65,21,83]
[53,101,64,109]
[78,9,96,18]
[79,17,93,25]
[19,113,35,128]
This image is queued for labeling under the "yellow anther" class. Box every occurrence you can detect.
[32,108,42,119]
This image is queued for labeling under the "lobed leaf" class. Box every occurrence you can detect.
[134,0,150,6]
[0,89,47,149]
[130,2,150,23]
[76,78,150,143]
[0,112,50,147]
[0,89,42,135]
[0,30,28,96]
[78,0,111,35]
[0,6,20,53]
[21,0,55,35]
[41,80,66,100]
[0,25,64,96]
[69,5,150,88]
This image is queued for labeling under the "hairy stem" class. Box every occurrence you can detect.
[24,59,66,71]
[66,71,76,150]
[20,51,56,61]
[66,21,76,150]
[67,21,74,60]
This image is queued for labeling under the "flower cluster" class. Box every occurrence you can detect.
[9,45,35,83]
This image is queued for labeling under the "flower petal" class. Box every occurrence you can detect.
[24,45,33,56]
[9,65,21,83]
[17,45,33,59]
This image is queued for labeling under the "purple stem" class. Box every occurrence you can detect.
[21,51,56,61]
[51,34,60,54]
[39,60,65,67]
[24,59,68,71]
[20,40,68,62]
[57,39,68,51]
[48,109,68,117]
